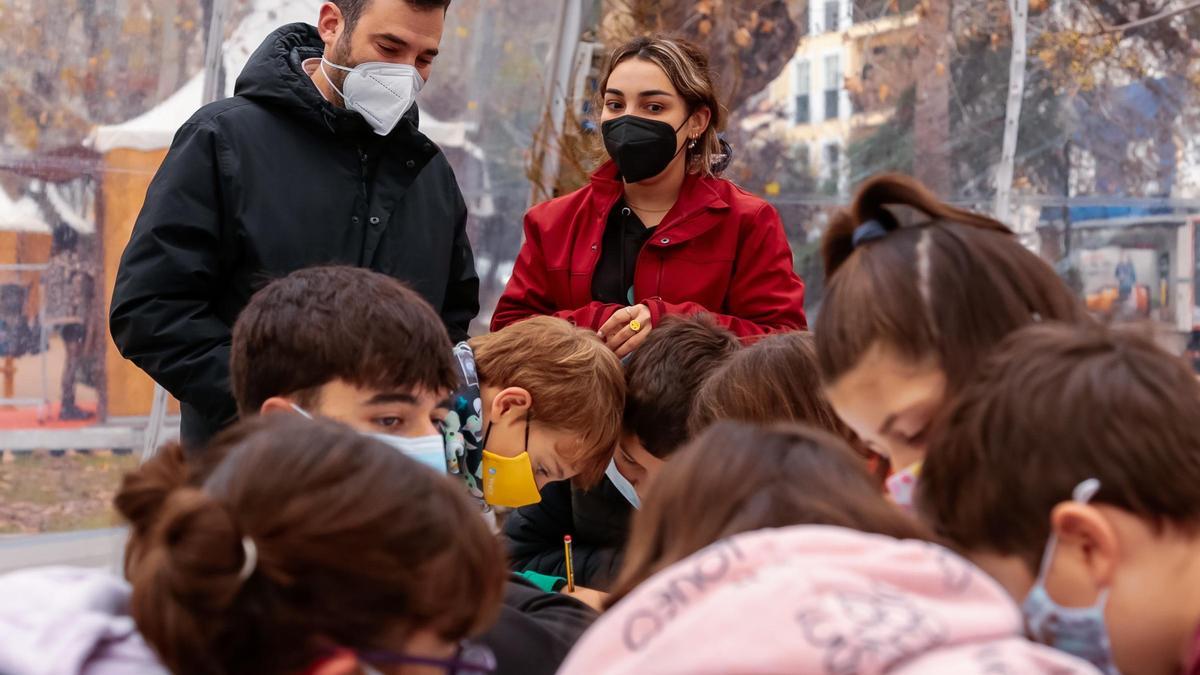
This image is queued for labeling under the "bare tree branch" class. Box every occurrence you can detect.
[1086,0,1200,35]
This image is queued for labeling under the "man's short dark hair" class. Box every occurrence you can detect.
[334,0,452,33]
[230,266,458,415]
[917,322,1200,573]
[623,315,740,458]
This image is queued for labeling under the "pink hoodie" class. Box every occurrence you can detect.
[559,526,1101,675]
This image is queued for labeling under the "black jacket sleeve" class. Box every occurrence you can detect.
[109,121,238,430]
[441,187,479,342]
[504,479,630,591]
[479,575,598,675]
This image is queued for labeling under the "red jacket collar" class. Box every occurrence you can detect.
[588,161,731,242]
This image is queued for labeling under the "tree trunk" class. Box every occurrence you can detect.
[913,0,952,197]
[994,0,1029,224]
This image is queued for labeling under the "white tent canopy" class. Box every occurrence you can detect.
[0,185,50,234]
[86,0,493,217]
[88,0,482,156]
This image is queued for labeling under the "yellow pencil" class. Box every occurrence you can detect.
[564,535,575,592]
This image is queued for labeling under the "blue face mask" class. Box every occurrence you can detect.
[1021,478,1121,675]
[290,404,448,474]
[605,458,641,509]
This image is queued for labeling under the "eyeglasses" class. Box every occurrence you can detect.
[357,641,497,675]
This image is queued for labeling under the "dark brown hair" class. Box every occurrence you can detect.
[115,415,505,675]
[917,322,1200,573]
[816,174,1088,395]
[607,421,930,607]
[334,0,452,34]
[598,35,727,175]
[230,266,458,416]
[625,314,741,458]
[470,316,624,487]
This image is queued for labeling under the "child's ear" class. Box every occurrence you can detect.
[493,386,532,419]
[1049,501,1119,590]
[261,396,300,417]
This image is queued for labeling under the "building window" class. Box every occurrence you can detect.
[823,54,841,120]
[825,144,841,178]
[794,59,810,124]
[824,0,840,32]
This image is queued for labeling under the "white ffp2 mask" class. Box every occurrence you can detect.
[321,58,424,136]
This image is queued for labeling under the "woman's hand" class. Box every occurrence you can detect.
[598,304,653,358]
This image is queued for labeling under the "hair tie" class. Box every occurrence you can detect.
[238,537,258,583]
[851,219,889,249]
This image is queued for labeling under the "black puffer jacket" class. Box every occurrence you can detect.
[483,575,598,675]
[110,23,478,448]
[504,476,633,591]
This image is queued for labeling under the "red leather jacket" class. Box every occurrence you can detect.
[492,162,807,337]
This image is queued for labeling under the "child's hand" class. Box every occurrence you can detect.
[562,585,608,611]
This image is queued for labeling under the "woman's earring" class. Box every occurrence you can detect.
[687,137,698,149]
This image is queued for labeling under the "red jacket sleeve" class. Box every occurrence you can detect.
[644,203,807,337]
[490,212,625,332]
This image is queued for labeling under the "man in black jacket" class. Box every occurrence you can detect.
[110,0,477,449]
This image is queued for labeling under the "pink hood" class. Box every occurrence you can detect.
[559,526,1100,675]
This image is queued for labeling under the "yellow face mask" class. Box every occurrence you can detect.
[480,414,542,508]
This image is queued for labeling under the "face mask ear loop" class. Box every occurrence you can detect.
[1037,478,1103,582]
[668,117,693,162]
[523,410,531,454]
[319,58,349,102]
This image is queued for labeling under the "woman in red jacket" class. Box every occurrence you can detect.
[491,35,807,356]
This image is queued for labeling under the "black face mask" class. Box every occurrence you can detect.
[601,115,688,183]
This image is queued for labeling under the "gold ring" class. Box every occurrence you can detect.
[628,319,642,333]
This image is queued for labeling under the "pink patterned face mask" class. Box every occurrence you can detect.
[885,461,922,511]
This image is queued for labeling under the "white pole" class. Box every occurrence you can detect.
[532,0,584,204]
[994,0,1029,226]
[201,0,230,104]
[143,0,229,462]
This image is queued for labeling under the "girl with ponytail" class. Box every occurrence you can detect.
[815,174,1090,509]
[0,416,507,675]
[125,415,507,675]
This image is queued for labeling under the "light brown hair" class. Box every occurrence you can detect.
[598,35,727,175]
[470,316,624,487]
[115,416,506,675]
[230,266,458,416]
[624,314,740,458]
[917,322,1200,573]
[607,421,930,607]
[816,173,1088,395]
[689,331,883,481]
[690,332,844,437]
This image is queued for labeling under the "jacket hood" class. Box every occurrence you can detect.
[234,22,422,138]
[0,566,167,675]
[558,526,1101,675]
